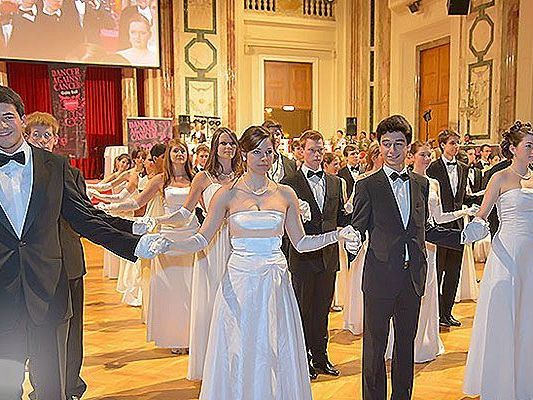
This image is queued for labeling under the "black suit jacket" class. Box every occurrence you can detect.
[281,154,297,181]
[62,0,113,46]
[338,166,357,198]
[0,147,140,331]
[482,159,512,237]
[282,170,349,274]
[426,158,469,229]
[464,165,483,206]
[351,170,461,298]
[59,165,134,280]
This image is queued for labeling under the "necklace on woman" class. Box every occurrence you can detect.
[510,166,532,180]
[242,178,270,196]
[219,171,235,180]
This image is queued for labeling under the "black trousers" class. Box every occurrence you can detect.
[291,267,337,365]
[0,315,68,400]
[362,274,421,400]
[436,246,464,318]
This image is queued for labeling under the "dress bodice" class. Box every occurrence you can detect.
[163,186,190,214]
[203,182,222,211]
[497,188,533,236]
[228,210,285,254]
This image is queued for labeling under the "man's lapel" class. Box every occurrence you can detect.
[21,146,49,237]
[0,204,17,238]
[296,169,322,216]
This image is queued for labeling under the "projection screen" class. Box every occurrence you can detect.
[0,0,160,68]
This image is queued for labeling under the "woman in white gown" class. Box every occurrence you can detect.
[99,139,196,352]
[343,142,383,335]
[159,126,358,400]
[463,122,533,399]
[386,141,478,363]
[153,127,243,379]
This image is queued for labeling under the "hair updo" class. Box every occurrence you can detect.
[501,121,533,159]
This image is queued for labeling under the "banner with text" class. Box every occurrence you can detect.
[49,65,87,158]
[127,117,174,152]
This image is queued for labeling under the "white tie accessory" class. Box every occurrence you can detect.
[298,199,311,222]
[134,234,172,259]
[461,217,490,244]
[132,217,157,235]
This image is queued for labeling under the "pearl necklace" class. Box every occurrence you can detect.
[242,178,270,196]
[510,166,532,180]
[218,171,235,180]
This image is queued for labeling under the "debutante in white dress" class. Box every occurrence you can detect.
[187,178,231,380]
[147,186,197,348]
[463,188,533,399]
[199,210,312,400]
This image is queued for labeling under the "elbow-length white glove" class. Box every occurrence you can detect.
[87,182,113,191]
[298,199,312,222]
[88,187,131,203]
[95,198,139,212]
[155,206,193,227]
[155,233,208,256]
[294,226,361,253]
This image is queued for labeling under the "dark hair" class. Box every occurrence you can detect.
[480,143,491,152]
[343,144,357,157]
[194,143,210,154]
[0,86,25,118]
[437,129,460,147]
[457,150,469,164]
[150,143,166,159]
[409,140,430,156]
[322,152,339,167]
[239,125,273,155]
[300,129,324,147]
[131,147,147,161]
[204,127,243,178]
[376,115,413,144]
[500,121,533,159]
[262,119,281,130]
[162,138,195,193]
[289,138,301,152]
[113,153,132,172]
[366,141,381,171]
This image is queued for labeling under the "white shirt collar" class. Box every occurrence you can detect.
[42,7,61,17]
[20,4,38,14]
[301,164,323,177]
[383,164,408,180]
[0,140,31,167]
[441,155,457,164]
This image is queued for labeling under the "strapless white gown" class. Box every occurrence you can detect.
[147,187,196,348]
[199,210,312,400]
[463,188,533,399]
[187,182,231,380]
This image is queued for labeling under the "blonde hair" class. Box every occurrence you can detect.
[25,112,59,135]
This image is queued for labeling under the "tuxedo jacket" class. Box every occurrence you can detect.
[426,158,469,229]
[59,165,134,280]
[465,165,483,206]
[338,166,356,198]
[282,170,349,274]
[351,169,461,298]
[281,154,297,180]
[62,0,113,45]
[0,147,140,331]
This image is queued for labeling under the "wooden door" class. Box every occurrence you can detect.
[419,43,450,142]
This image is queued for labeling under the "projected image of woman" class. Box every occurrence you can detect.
[116,14,155,66]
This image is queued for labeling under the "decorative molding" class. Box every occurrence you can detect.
[184,0,217,34]
[185,77,218,116]
[227,0,237,130]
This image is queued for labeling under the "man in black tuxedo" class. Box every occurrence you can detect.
[0,86,163,400]
[282,129,350,379]
[426,130,469,327]
[61,0,114,47]
[263,120,297,182]
[338,144,360,199]
[464,147,483,206]
[24,111,138,400]
[349,115,462,400]
[475,143,492,170]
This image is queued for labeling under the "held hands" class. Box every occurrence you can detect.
[463,204,481,217]
[344,202,354,214]
[94,202,109,211]
[298,199,312,222]
[339,226,362,255]
[461,217,490,244]
[132,216,157,235]
[134,234,172,259]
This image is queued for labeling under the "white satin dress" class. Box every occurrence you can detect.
[464,188,533,399]
[147,187,197,348]
[199,210,312,400]
[187,179,231,380]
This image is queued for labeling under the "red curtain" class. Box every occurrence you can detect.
[6,62,123,179]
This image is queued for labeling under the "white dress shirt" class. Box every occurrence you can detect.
[301,164,325,212]
[138,5,153,24]
[0,141,33,238]
[383,165,411,260]
[442,155,458,197]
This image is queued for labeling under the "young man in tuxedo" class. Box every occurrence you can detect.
[426,130,469,327]
[464,147,483,206]
[0,86,164,400]
[282,129,350,380]
[476,144,492,170]
[338,144,360,199]
[263,119,297,182]
[349,115,462,400]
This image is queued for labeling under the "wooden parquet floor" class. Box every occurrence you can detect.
[25,241,482,400]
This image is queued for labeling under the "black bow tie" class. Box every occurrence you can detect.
[390,171,409,182]
[0,151,25,167]
[350,166,359,173]
[446,161,457,166]
[307,170,324,179]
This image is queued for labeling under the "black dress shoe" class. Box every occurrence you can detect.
[314,361,340,376]
[308,363,318,380]
[448,315,462,327]
[439,316,451,327]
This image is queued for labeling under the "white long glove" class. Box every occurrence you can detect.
[294,226,359,253]
[134,234,171,259]
[156,232,208,256]
[155,206,193,227]
[89,187,131,203]
[95,198,139,212]
[132,216,157,235]
[461,217,490,244]
[87,182,113,191]
[298,199,311,222]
